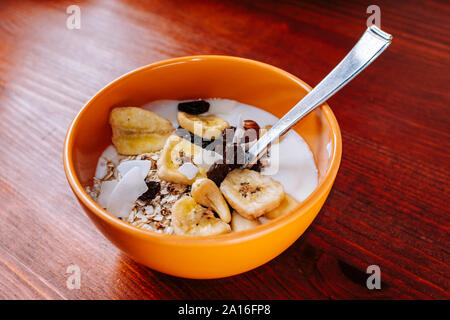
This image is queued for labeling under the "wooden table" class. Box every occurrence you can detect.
[0,0,448,299]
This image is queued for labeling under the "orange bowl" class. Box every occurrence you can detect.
[63,56,342,279]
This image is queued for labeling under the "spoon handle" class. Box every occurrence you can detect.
[245,25,392,167]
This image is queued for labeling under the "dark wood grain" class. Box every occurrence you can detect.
[0,0,448,299]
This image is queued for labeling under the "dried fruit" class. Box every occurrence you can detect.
[231,211,260,232]
[207,162,234,186]
[220,169,285,219]
[178,162,199,180]
[157,135,207,184]
[106,167,149,218]
[191,178,231,223]
[177,111,229,140]
[264,194,300,220]
[117,160,150,180]
[178,100,210,115]
[110,107,174,155]
[138,181,161,202]
[171,196,231,236]
[97,180,118,208]
[206,143,244,185]
[206,134,267,185]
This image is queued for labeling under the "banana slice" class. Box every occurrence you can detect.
[231,211,260,232]
[177,111,228,140]
[172,196,231,236]
[157,135,207,184]
[110,107,174,155]
[220,169,285,219]
[191,178,231,223]
[264,194,300,220]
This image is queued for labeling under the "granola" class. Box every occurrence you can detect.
[86,151,190,234]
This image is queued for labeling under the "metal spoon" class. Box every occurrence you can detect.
[244,25,392,168]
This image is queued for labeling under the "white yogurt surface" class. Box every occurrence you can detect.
[143,99,318,202]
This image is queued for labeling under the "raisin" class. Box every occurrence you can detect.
[207,162,234,186]
[138,181,161,202]
[178,100,210,115]
[206,123,265,185]
[206,144,243,185]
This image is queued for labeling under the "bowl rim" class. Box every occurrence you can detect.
[63,55,342,246]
